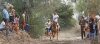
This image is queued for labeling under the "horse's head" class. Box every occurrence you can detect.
[52,21,57,26]
[51,21,58,30]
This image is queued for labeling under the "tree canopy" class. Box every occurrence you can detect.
[75,0,100,18]
[4,0,75,38]
[55,4,75,28]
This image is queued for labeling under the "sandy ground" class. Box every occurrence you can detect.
[39,24,91,44]
[0,24,95,44]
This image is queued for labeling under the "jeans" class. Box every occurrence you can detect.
[0,27,10,36]
[89,32,95,38]
[46,28,50,32]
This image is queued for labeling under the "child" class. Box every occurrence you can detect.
[45,19,52,36]
[13,15,19,34]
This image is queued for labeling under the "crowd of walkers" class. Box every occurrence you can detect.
[79,15,100,42]
[0,5,27,36]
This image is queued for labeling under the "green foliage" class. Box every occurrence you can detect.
[28,0,62,38]
[75,0,88,21]
[75,0,87,13]
[6,0,24,14]
[55,4,75,29]
[5,0,76,38]
[71,0,76,3]
[0,12,2,22]
[75,0,100,16]
[87,0,100,14]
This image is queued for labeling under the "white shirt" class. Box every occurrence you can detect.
[0,21,5,29]
[22,14,25,20]
[52,14,59,22]
[13,17,18,23]
[9,12,13,16]
[45,22,51,28]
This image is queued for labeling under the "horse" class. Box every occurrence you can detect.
[50,21,59,39]
[84,22,90,32]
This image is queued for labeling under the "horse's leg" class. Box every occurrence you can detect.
[57,29,58,40]
[50,31,52,39]
[52,32,55,39]
[53,32,55,39]
[51,31,54,39]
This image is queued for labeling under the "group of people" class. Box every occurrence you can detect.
[0,5,27,36]
[45,12,60,36]
[79,15,100,42]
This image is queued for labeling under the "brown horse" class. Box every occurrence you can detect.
[84,23,90,32]
[50,21,59,39]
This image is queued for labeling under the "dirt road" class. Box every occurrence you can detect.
[0,24,92,44]
[39,24,90,44]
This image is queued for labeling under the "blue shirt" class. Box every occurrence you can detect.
[89,22,95,33]
[2,9,9,19]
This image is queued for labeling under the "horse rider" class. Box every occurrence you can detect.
[52,12,60,31]
[79,16,86,39]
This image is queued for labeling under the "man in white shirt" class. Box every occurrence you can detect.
[0,21,10,36]
[52,12,59,22]
[52,12,60,31]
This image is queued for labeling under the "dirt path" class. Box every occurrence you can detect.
[39,24,91,44]
[0,23,92,44]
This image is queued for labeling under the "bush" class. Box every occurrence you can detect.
[55,4,76,29]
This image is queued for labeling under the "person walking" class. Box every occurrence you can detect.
[79,16,86,39]
[45,19,52,36]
